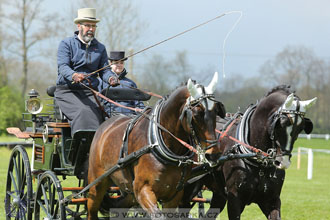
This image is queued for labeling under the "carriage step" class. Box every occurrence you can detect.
[47,122,70,128]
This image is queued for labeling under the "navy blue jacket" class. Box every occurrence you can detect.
[56,31,114,89]
[99,69,145,115]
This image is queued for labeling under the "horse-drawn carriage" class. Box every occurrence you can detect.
[5,73,317,220]
[5,85,152,219]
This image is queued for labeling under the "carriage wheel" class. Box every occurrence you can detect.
[34,171,66,220]
[5,145,33,220]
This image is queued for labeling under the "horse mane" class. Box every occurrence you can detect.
[264,85,295,97]
[163,80,196,99]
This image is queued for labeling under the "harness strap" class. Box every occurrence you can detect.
[61,144,155,205]
[215,129,269,157]
[120,108,152,159]
[86,78,110,118]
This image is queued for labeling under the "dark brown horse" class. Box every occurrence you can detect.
[180,85,317,220]
[87,72,226,219]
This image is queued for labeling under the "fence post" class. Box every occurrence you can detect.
[297,147,301,170]
[307,148,313,180]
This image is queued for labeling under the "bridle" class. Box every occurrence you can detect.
[268,96,305,158]
[235,94,306,168]
[179,85,220,165]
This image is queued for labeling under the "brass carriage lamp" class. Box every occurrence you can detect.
[26,89,43,133]
[26,89,43,115]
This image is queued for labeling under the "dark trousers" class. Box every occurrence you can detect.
[54,86,104,136]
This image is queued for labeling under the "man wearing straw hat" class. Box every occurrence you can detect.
[55,8,119,136]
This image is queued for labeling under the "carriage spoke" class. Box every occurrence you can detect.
[13,157,21,191]
[6,190,15,197]
[18,206,27,220]
[37,199,51,218]
[7,204,17,216]
[16,154,22,188]
[50,183,56,214]
[19,168,26,197]
[41,183,50,213]
[10,171,19,194]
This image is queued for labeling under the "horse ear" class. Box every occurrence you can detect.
[304,118,313,134]
[205,72,218,94]
[187,78,198,98]
[216,102,226,118]
[284,93,295,109]
[300,97,317,112]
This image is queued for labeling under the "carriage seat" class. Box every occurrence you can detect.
[47,85,56,97]
[46,85,68,122]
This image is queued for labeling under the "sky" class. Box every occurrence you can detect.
[45,0,330,81]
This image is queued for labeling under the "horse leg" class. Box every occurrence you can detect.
[204,191,226,220]
[135,185,165,220]
[226,192,245,220]
[87,179,110,220]
[258,198,281,220]
[162,191,183,208]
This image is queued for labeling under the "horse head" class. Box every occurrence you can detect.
[250,86,317,170]
[269,93,317,169]
[180,72,226,164]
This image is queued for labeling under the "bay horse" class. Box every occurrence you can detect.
[180,85,317,220]
[87,72,226,219]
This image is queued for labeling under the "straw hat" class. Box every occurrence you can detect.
[74,8,100,24]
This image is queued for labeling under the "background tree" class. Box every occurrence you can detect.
[0,0,7,87]
[0,86,24,136]
[3,0,60,97]
[259,46,317,89]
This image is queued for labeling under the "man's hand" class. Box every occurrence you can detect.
[72,73,85,83]
[109,76,120,87]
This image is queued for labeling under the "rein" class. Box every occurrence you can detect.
[215,129,269,157]
[80,83,199,154]
[125,85,163,99]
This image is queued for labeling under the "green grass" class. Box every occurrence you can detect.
[1,138,330,219]
[0,135,22,142]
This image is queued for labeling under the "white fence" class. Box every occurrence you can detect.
[297,147,330,180]
[298,134,330,140]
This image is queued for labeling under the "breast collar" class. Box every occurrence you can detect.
[148,99,195,166]
[237,104,256,155]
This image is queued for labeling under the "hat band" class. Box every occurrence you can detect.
[82,17,96,20]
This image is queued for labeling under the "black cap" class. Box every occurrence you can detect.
[109,51,128,61]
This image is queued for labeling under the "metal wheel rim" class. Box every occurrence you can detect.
[34,171,66,220]
[5,145,33,220]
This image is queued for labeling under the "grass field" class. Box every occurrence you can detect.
[1,137,329,219]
